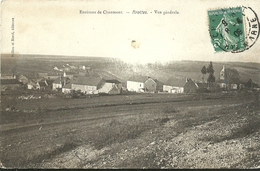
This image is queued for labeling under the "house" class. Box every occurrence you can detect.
[16,74,29,84]
[144,77,157,92]
[217,79,227,89]
[26,81,39,90]
[154,79,164,92]
[1,79,23,91]
[38,80,48,90]
[184,79,199,93]
[26,82,34,90]
[127,75,163,93]
[239,83,245,89]
[196,82,209,92]
[245,79,258,89]
[230,83,238,90]
[217,79,240,90]
[46,79,55,89]
[144,77,164,92]
[52,76,70,90]
[127,75,148,92]
[216,65,241,90]
[71,75,104,94]
[98,79,122,95]
[163,77,186,93]
[62,83,72,94]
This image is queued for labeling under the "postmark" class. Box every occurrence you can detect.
[208,6,260,53]
[242,6,260,51]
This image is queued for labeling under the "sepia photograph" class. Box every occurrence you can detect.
[1,0,260,169]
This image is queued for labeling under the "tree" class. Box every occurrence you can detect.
[206,61,215,87]
[206,61,214,74]
[201,66,207,83]
[207,73,215,84]
[224,68,240,84]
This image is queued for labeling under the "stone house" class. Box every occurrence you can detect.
[98,79,122,95]
[163,77,186,93]
[127,75,163,93]
[71,75,104,94]
[184,79,199,93]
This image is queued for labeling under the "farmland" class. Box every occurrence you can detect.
[1,91,260,168]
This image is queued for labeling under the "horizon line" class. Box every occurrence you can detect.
[1,53,260,64]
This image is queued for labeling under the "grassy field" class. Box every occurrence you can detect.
[0,91,259,168]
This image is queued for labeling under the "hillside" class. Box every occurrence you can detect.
[1,54,259,85]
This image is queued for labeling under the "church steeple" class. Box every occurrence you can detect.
[220,65,225,80]
[63,71,66,78]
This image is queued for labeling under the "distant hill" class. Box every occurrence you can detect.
[99,59,260,85]
[1,54,259,85]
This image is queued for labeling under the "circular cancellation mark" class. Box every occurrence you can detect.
[208,6,260,53]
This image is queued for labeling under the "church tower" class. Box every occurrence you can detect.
[220,65,225,80]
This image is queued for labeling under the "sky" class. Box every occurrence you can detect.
[1,0,260,64]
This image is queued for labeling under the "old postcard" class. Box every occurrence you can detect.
[1,0,260,169]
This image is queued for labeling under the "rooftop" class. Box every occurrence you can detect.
[72,75,103,86]
[63,82,72,89]
[128,75,150,83]
[105,79,121,84]
[166,77,187,87]
[1,79,23,85]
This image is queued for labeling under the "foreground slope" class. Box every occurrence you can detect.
[1,92,259,168]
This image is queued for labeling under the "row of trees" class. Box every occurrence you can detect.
[201,61,215,85]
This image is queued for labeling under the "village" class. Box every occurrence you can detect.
[1,61,259,101]
[1,58,260,169]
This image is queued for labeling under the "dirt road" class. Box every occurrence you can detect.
[1,93,259,168]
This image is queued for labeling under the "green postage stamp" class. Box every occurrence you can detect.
[208,6,259,53]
